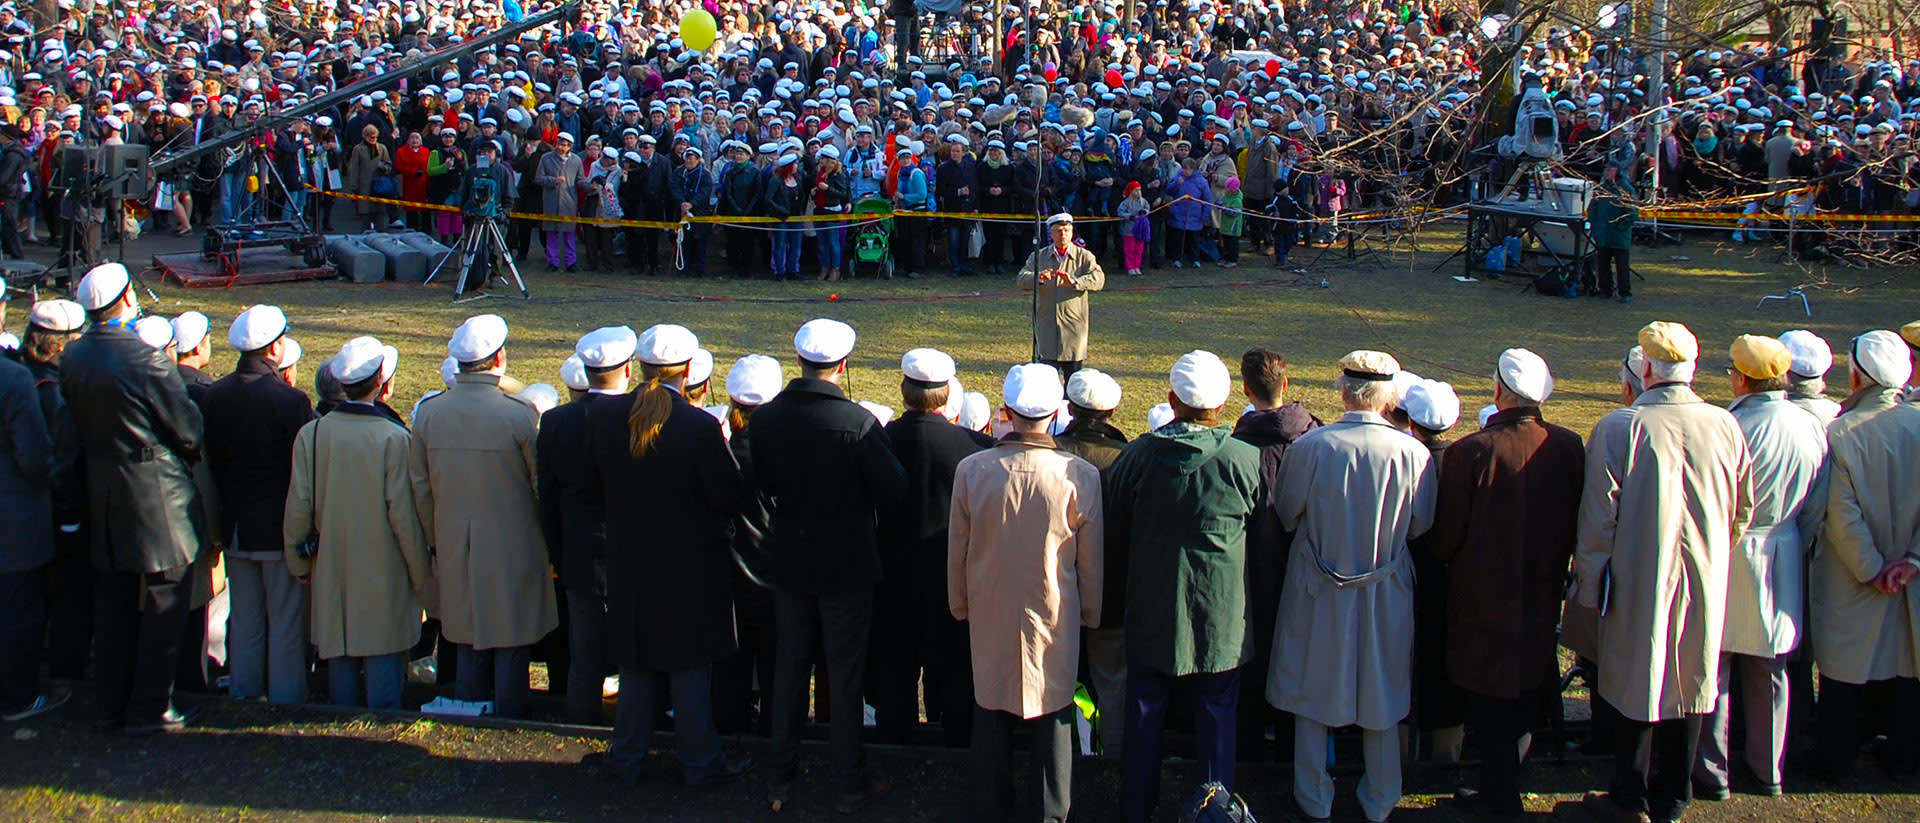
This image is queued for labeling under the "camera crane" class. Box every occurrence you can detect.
[145,2,581,271]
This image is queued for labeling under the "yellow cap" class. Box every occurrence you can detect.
[1729,335,1792,381]
[1637,321,1699,363]
[1902,320,1920,349]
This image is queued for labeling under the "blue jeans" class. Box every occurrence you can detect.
[609,664,724,780]
[282,188,307,223]
[947,221,973,274]
[220,171,249,224]
[1122,665,1240,823]
[327,652,406,710]
[771,227,802,277]
[455,644,531,718]
[816,224,844,271]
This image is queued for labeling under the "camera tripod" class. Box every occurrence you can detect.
[426,215,527,301]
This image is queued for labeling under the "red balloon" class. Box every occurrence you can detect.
[1105,69,1123,88]
[1044,64,1059,83]
[1265,59,1281,79]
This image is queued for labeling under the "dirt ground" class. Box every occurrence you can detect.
[3,696,1918,823]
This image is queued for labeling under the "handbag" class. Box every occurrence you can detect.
[293,421,321,561]
[967,220,985,258]
[371,174,399,198]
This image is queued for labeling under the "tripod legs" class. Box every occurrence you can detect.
[436,217,528,300]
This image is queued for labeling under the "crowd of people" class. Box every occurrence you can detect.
[4,255,1920,823]
[0,0,1917,281]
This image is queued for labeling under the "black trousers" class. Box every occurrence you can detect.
[714,581,777,736]
[43,532,95,680]
[770,590,872,793]
[972,705,1075,823]
[1585,245,1632,297]
[628,225,661,274]
[93,565,193,726]
[725,225,760,277]
[1816,676,1920,774]
[1464,688,1550,815]
[1607,703,1703,822]
[1045,361,1083,384]
[0,568,47,713]
[868,609,973,747]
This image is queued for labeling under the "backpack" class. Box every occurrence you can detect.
[1534,268,1579,298]
[1182,782,1258,823]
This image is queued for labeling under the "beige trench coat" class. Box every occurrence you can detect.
[948,435,1104,719]
[1269,410,1436,731]
[284,408,434,660]
[1574,383,1753,722]
[1814,389,1920,684]
[409,373,558,651]
[1720,391,1828,657]
[1016,242,1106,362]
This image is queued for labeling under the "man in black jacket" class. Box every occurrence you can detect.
[0,317,60,721]
[0,124,31,259]
[61,263,208,735]
[622,135,671,276]
[535,326,632,725]
[749,318,907,814]
[1052,368,1132,755]
[200,305,315,706]
[871,348,993,747]
[1229,348,1321,761]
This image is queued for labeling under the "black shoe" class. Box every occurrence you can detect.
[547,264,558,273]
[126,705,201,737]
[91,717,125,733]
[833,775,889,815]
[2,687,71,722]
[1619,295,1633,304]
[1693,781,1730,802]
[766,777,794,812]
[685,754,753,787]
[565,265,577,273]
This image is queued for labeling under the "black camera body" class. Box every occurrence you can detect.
[466,171,501,219]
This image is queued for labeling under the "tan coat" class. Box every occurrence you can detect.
[1016,242,1106,362]
[409,373,558,651]
[1721,391,1828,658]
[284,407,434,660]
[1574,383,1753,722]
[949,434,1104,719]
[1814,389,1920,684]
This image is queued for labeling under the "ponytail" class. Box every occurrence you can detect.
[627,362,688,457]
[727,402,754,435]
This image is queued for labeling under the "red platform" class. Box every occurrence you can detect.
[155,246,335,289]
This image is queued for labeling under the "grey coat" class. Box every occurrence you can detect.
[0,356,54,572]
[534,150,584,232]
[1814,389,1920,684]
[1721,391,1828,657]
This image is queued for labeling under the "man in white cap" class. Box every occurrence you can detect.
[1810,329,1920,780]
[1574,321,1752,823]
[60,262,209,735]
[1696,336,1828,799]
[1106,350,1262,823]
[1016,213,1107,381]
[200,304,316,705]
[1272,349,1436,823]
[749,318,906,813]
[409,313,557,719]
[1777,330,1841,424]
[1053,366,1130,756]
[1229,348,1323,761]
[534,326,633,725]
[949,362,1104,823]
[1402,377,1466,762]
[283,337,429,710]
[536,131,584,272]
[0,292,60,722]
[871,347,993,747]
[14,299,89,681]
[170,311,214,399]
[1428,348,1586,818]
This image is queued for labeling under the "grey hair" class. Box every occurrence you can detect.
[1647,358,1695,385]
[314,360,346,405]
[1338,374,1397,411]
[1787,373,1827,397]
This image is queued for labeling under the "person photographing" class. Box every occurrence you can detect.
[1016,213,1107,380]
[457,140,516,294]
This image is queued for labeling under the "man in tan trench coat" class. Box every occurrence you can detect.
[1810,330,1920,779]
[1574,322,1752,823]
[284,337,433,709]
[410,315,558,719]
[949,363,1103,823]
[1016,213,1106,380]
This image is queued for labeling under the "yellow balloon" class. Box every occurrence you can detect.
[680,9,717,52]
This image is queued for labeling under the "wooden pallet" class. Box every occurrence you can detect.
[155,246,335,289]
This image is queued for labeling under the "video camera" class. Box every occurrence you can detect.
[465,170,502,219]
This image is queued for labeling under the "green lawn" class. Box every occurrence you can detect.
[21,223,1907,438]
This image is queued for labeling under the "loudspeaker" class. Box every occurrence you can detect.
[101,144,150,200]
[1812,18,1848,58]
[55,146,96,192]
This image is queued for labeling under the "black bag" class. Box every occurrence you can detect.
[1182,782,1258,823]
[1533,268,1577,298]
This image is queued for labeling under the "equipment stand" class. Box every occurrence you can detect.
[427,216,527,300]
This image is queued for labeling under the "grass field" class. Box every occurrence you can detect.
[13,223,1910,438]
